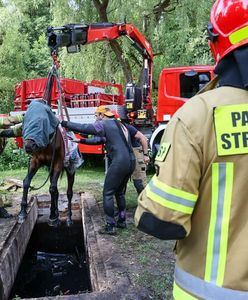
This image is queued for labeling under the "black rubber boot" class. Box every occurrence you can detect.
[133,179,145,194]
[116,210,127,229]
[98,223,117,235]
[0,207,13,218]
[116,219,127,229]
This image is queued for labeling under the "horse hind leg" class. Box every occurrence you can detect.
[66,169,75,227]
[48,170,60,227]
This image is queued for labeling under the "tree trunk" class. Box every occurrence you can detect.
[92,0,133,82]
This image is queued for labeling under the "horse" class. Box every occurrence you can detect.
[19,100,77,227]
[0,137,6,155]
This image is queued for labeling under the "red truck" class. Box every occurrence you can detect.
[12,22,215,156]
[12,77,124,154]
[47,22,215,155]
[150,65,214,153]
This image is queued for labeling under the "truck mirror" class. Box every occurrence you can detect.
[199,73,211,90]
[199,74,210,83]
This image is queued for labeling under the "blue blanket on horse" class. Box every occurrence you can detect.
[23,101,59,148]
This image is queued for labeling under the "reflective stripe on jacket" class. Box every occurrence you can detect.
[174,266,248,300]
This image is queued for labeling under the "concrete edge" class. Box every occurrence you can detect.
[0,196,38,300]
[3,192,148,300]
[80,192,135,298]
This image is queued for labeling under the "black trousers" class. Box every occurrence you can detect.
[103,159,135,224]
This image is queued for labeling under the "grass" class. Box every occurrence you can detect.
[117,224,175,299]
[1,161,174,300]
[1,159,149,209]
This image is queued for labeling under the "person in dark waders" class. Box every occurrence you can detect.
[0,114,23,218]
[61,108,136,235]
[118,106,149,194]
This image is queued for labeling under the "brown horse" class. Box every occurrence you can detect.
[19,100,76,227]
[0,137,6,155]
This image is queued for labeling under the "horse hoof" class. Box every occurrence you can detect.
[48,218,61,227]
[66,219,73,227]
[18,214,27,223]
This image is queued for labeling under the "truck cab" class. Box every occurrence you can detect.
[150,65,215,154]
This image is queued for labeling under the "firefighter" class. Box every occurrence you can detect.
[61,107,136,235]
[119,107,149,194]
[127,125,149,194]
[0,114,23,218]
[0,123,22,139]
[135,0,248,298]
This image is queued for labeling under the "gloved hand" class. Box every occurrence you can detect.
[72,138,81,143]
[60,120,68,127]
[78,138,87,144]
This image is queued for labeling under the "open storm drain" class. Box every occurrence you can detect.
[10,221,91,299]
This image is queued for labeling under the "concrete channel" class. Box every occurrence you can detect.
[0,192,138,300]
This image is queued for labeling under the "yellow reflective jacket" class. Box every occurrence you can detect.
[0,115,23,138]
[135,86,248,299]
[0,115,23,129]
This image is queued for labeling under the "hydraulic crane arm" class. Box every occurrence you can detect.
[47,22,153,59]
[47,22,153,108]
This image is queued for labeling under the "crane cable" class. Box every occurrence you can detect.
[29,53,70,191]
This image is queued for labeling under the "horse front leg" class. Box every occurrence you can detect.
[19,159,39,223]
[66,169,75,227]
[48,169,60,227]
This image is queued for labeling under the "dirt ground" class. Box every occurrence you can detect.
[112,210,175,300]
[1,183,175,300]
[82,193,176,300]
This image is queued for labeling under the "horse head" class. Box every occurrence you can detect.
[22,100,59,155]
[24,139,41,154]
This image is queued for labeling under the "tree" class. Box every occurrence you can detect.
[0,0,216,113]
[0,0,53,112]
[0,4,30,112]
[92,0,133,82]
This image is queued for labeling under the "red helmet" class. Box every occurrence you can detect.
[208,0,248,63]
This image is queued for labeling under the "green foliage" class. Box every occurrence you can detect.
[48,0,216,96]
[0,0,217,210]
[0,0,52,111]
[0,89,15,112]
[0,0,216,112]
[0,28,30,79]
[0,140,29,171]
[29,34,51,78]
[152,0,215,85]
[11,296,21,300]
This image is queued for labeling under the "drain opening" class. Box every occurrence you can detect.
[10,221,91,298]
